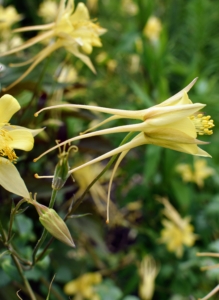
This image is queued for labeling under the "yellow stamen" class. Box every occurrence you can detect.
[0,129,18,162]
[190,113,214,135]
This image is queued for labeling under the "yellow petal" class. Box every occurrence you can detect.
[157,78,198,107]
[0,158,29,198]
[145,128,202,145]
[7,129,34,151]
[144,103,205,126]
[72,3,90,21]
[0,95,20,123]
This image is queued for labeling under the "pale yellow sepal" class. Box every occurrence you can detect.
[0,157,30,198]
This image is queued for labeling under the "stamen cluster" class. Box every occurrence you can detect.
[190,113,214,136]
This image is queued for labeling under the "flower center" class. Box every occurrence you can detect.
[0,129,18,163]
[190,113,214,135]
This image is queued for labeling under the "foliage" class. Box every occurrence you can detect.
[0,0,219,299]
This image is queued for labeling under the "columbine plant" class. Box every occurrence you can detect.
[0,94,43,198]
[0,0,106,91]
[34,78,214,221]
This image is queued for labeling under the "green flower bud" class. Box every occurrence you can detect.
[52,155,70,190]
[34,203,75,247]
[52,145,78,190]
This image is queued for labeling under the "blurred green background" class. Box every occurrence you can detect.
[0,0,219,299]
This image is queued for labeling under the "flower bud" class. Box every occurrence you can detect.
[52,145,77,190]
[34,202,75,247]
[52,154,70,190]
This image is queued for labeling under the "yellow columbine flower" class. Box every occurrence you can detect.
[159,198,197,258]
[143,16,162,42]
[64,272,102,299]
[139,255,159,300]
[176,158,215,187]
[0,0,106,91]
[34,79,214,221]
[0,5,22,31]
[0,94,43,198]
[38,0,59,23]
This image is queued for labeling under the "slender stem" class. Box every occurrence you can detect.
[49,189,58,208]
[32,228,48,266]
[8,199,27,242]
[11,252,36,300]
[0,224,35,297]
[0,218,7,243]
[32,189,58,265]
[198,284,219,300]
[35,236,54,264]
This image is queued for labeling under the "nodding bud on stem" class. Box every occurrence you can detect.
[52,144,78,190]
[33,202,75,247]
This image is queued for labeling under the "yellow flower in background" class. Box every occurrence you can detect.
[176,158,215,188]
[64,272,102,299]
[1,0,106,91]
[139,255,159,300]
[38,0,59,23]
[0,94,43,198]
[0,5,22,31]
[143,16,162,42]
[73,158,123,222]
[56,64,78,84]
[0,5,23,52]
[159,198,197,258]
[0,34,23,53]
[34,79,214,211]
[122,0,139,16]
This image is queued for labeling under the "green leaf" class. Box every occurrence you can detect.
[96,279,122,300]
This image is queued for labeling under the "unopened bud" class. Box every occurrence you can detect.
[34,202,75,247]
[52,144,77,190]
[52,155,70,190]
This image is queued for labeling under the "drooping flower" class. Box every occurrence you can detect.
[143,16,162,43]
[34,79,214,221]
[176,158,215,188]
[138,255,159,300]
[159,198,197,258]
[0,94,43,198]
[0,0,106,91]
[64,272,102,299]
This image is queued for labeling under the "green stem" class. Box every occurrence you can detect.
[7,199,27,242]
[32,189,58,265]
[11,253,37,300]
[0,219,35,298]
[0,218,7,243]
[67,132,135,216]
[49,189,58,208]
